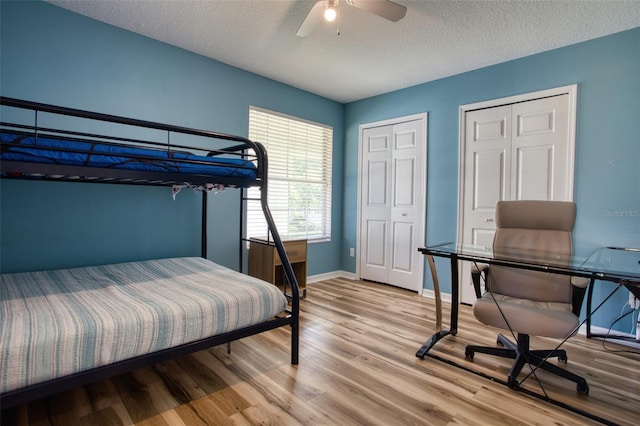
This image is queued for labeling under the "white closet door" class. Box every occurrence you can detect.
[360,125,393,284]
[360,116,426,292]
[459,92,574,304]
[388,120,425,289]
[462,105,511,252]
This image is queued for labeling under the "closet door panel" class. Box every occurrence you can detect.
[515,145,554,200]
[511,95,571,201]
[360,125,393,283]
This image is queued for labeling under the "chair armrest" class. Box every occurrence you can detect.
[571,276,589,288]
[472,263,489,274]
[471,263,489,299]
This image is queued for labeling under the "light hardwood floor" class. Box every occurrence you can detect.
[2,278,639,425]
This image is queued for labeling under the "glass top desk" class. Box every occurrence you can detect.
[416,244,640,423]
[416,244,640,358]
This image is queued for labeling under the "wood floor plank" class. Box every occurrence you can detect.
[110,373,166,425]
[464,385,598,426]
[2,278,639,425]
[79,406,129,426]
[82,379,122,415]
[170,397,231,426]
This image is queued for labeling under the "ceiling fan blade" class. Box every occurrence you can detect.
[346,0,407,22]
[296,0,325,37]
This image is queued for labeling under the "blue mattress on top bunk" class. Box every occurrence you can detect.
[0,132,257,179]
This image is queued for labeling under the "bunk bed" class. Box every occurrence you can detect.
[0,97,300,408]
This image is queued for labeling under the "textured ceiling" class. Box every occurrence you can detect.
[47,0,640,103]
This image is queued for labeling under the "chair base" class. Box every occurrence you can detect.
[465,333,589,394]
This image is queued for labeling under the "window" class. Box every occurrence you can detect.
[247,106,332,242]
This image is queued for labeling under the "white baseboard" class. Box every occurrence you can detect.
[307,270,358,283]
[421,288,453,304]
[578,324,640,349]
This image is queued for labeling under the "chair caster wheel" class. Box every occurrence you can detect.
[558,353,568,363]
[507,377,519,390]
[577,380,589,395]
[496,337,504,347]
[465,348,474,360]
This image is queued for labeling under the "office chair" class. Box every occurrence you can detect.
[465,200,589,394]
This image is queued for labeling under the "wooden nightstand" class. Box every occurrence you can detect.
[248,237,307,299]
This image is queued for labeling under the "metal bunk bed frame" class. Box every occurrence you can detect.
[0,96,299,408]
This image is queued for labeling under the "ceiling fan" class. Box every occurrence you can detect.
[296,0,407,37]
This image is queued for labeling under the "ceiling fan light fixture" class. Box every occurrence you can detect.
[298,0,406,37]
[324,7,337,22]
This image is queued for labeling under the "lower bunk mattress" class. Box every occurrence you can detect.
[0,257,287,394]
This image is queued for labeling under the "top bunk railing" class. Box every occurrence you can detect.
[0,97,267,188]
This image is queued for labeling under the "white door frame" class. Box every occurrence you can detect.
[357,112,428,293]
[457,84,578,302]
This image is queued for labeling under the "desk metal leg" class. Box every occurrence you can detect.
[416,256,459,358]
[586,278,594,338]
[450,256,459,331]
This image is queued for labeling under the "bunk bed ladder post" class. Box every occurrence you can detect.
[201,191,208,259]
[255,142,300,365]
[239,187,245,272]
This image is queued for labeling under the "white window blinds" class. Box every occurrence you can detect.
[247,106,333,242]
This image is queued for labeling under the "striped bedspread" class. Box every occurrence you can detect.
[0,257,287,394]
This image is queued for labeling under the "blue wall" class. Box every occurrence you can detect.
[344,28,639,331]
[0,1,345,274]
[1,1,638,331]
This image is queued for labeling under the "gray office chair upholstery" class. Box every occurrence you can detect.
[465,200,589,394]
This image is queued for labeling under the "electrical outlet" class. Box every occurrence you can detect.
[349,247,355,257]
